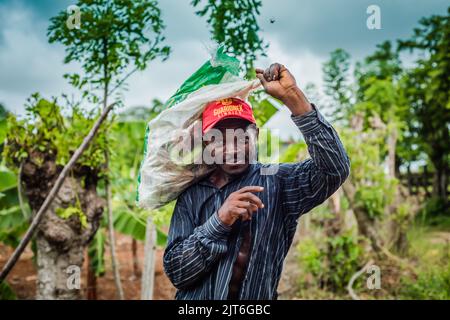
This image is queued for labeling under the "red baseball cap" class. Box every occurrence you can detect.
[202,97,256,134]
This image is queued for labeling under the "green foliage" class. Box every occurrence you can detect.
[322,48,352,121]
[109,113,170,246]
[114,208,146,241]
[0,105,30,247]
[0,166,28,247]
[340,127,397,220]
[48,0,170,103]
[399,265,450,299]
[0,104,7,147]
[355,41,402,98]
[247,92,280,164]
[298,231,362,293]
[248,93,278,127]
[278,142,307,163]
[3,94,108,173]
[0,205,27,248]
[56,206,88,228]
[398,8,450,200]
[191,0,267,75]
[0,282,17,300]
[420,197,450,219]
[326,233,362,290]
[113,207,167,246]
[0,167,16,192]
[297,238,324,279]
[88,226,106,277]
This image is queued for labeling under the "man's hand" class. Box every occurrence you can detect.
[256,63,313,116]
[218,186,264,226]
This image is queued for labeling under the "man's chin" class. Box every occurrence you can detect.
[219,163,249,175]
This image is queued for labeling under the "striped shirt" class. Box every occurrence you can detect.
[163,105,350,300]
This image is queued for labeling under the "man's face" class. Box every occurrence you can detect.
[203,118,258,176]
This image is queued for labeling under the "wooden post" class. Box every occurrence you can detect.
[141,216,156,300]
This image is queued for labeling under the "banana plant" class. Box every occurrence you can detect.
[0,105,29,299]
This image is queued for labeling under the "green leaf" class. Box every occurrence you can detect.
[113,208,168,246]
[0,168,17,193]
[113,209,146,241]
[156,228,168,247]
[0,282,17,300]
[250,97,278,127]
[88,229,106,277]
[56,207,88,228]
[0,204,27,248]
[0,118,6,144]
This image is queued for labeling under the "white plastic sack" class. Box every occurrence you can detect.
[137,50,261,210]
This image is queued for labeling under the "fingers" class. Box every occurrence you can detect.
[256,73,268,89]
[224,186,265,223]
[232,207,248,215]
[232,207,250,220]
[270,63,281,81]
[235,186,264,194]
[256,63,285,81]
[235,200,259,212]
[238,192,264,209]
[233,186,264,208]
[264,67,271,82]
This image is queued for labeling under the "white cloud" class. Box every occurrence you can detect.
[0,1,79,113]
[0,0,213,114]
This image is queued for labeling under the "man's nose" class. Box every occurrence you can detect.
[223,140,244,153]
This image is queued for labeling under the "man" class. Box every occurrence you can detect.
[163,63,350,300]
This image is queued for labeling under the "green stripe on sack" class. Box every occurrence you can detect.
[136,46,241,204]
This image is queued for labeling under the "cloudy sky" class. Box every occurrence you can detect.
[0,0,448,140]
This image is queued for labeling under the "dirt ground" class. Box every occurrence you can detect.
[0,233,176,300]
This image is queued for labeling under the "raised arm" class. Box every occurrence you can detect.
[256,63,350,225]
[278,105,350,223]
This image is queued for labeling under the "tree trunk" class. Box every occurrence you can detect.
[26,168,105,299]
[36,234,84,300]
